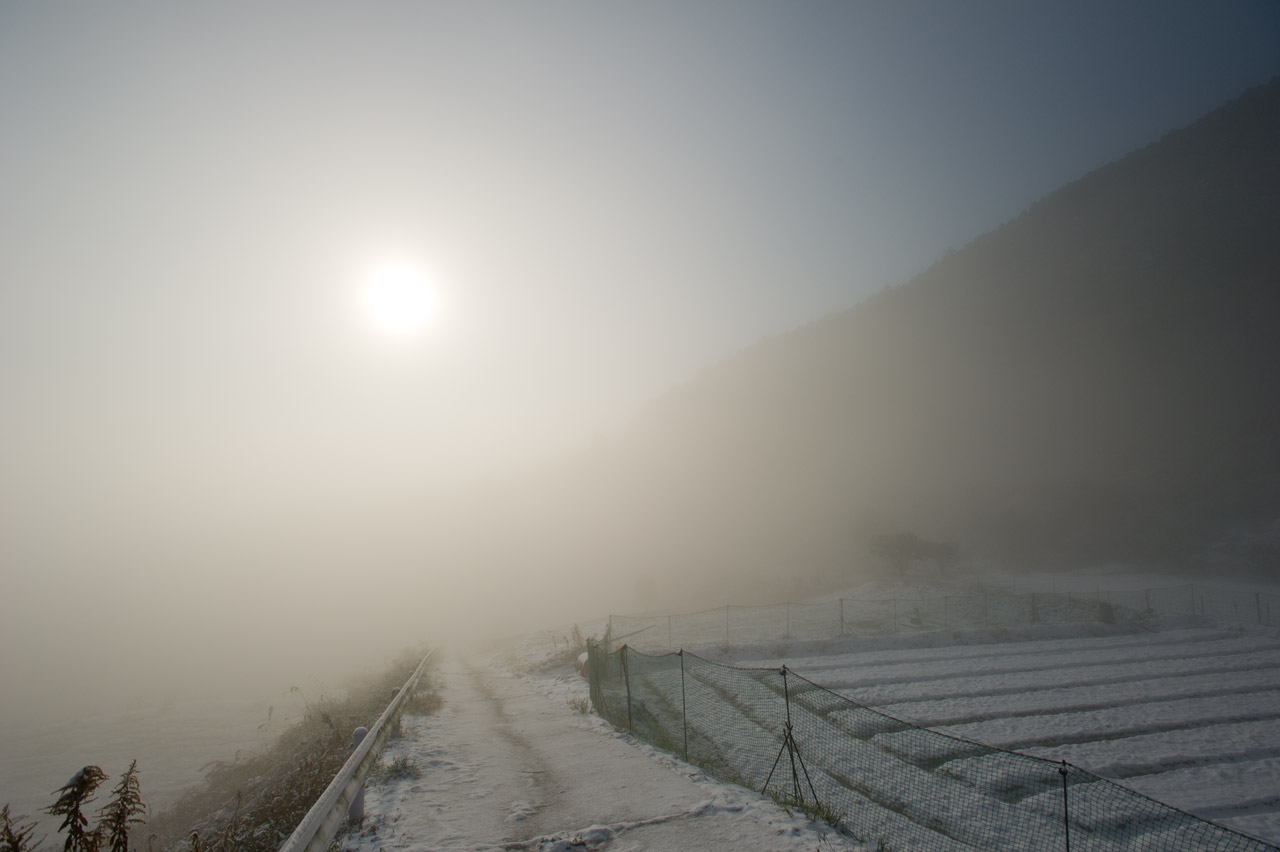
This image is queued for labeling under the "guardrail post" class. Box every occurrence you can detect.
[348,727,369,823]
[390,688,403,738]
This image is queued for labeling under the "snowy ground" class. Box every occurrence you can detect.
[710,622,1280,845]
[339,572,1280,851]
[341,642,867,851]
[9,570,1271,850]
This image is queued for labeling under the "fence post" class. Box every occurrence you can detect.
[679,650,688,761]
[621,645,633,734]
[764,665,820,810]
[586,641,600,712]
[725,606,730,643]
[1059,761,1070,852]
[667,614,673,649]
[783,667,799,800]
[839,597,845,636]
[943,596,949,628]
[1059,757,1070,844]
[786,602,791,639]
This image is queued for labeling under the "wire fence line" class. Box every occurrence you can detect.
[587,643,1278,852]
[607,583,1279,650]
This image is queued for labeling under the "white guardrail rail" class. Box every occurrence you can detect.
[277,649,436,852]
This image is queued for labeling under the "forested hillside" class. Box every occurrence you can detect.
[580,77,1280,586]
[463,78,1280,617]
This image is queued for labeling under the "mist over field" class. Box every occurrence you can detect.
[2,5,1280,821]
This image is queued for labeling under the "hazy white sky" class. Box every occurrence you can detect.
[2,2,1279,709]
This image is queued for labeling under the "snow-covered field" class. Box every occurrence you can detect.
[705,622,1280,845]
[342,605,1277,851]
[7,572,1277,851]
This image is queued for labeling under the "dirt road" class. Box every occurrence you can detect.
[341,655,858,851]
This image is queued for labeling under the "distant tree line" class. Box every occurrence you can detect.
[869,531,959,580]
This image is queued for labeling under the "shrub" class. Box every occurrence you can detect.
[145,649,437,851]
[98,762,145,852]
[373,756,420,782]
[46,766,108,852]
[0,804,42,852]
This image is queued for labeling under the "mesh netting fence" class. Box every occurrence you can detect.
[587,643,1278,852]
[608,584,1280,650]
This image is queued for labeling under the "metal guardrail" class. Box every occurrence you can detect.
[277,649,436,852]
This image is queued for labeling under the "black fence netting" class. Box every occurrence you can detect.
[587,642,1278,852]
[607,584,1280,651]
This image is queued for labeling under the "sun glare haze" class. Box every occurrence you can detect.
[2,1,1279,845]
[364,263,435,335]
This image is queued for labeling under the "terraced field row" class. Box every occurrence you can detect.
[737,627,1280,844]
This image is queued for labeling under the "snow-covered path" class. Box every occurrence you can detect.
[342,655,861,851]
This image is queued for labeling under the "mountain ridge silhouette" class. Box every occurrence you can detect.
[596,76,1280,578]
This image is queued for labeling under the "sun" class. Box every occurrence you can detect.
[363,264,435,334]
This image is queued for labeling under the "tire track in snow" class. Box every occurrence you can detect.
[350,662,563,848]
[466,661,562,835]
